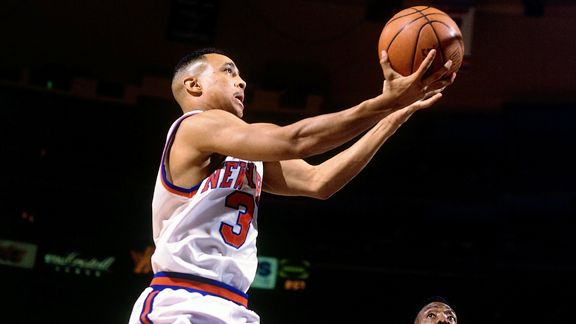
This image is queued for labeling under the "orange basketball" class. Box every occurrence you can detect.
[378,6,464,77]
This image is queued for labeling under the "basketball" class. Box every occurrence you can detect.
[378,6,464,77]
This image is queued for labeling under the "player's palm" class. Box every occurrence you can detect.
[380,49,453,108]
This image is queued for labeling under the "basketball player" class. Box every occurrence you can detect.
[128,47,455,323]
[414,297,457,324]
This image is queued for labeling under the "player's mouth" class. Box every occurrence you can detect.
[234,92,244,107]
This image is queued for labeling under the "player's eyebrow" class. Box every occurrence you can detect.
[444,310,456,317]
[222,62,240,74]
[424,306,454,314]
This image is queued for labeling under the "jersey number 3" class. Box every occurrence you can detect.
[220,191,255,248]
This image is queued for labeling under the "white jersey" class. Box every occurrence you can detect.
[129,112,263,323]
[151,110,264,293]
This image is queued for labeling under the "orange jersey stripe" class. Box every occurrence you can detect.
[160,174,199,198]
[151,276,248,307]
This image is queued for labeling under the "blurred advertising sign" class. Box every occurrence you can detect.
[278,259,310,279]
[0,239,38,269]
[130,245,154,274]
[279,259,310,291]
[44,252,115,277]
[251,256,278,289]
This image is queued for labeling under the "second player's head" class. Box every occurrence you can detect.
[414,296,457,324]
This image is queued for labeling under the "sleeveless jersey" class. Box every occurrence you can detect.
[150,110,263,294]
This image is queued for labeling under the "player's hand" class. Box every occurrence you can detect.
[380,49,455,109]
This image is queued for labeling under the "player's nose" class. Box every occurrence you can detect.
[236,77,246,89]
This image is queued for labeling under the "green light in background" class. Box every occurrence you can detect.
[252,256,278,289]
[46,80,53,89]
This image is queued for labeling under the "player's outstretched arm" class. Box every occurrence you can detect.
[176,50,453,164]
[262,93,444,199]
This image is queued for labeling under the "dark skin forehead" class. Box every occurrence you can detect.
[418,302,456,321]
[423,302,453,312]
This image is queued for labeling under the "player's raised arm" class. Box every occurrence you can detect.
[173,100,390,163]
[262,94,444,199]
[171,50,452,164]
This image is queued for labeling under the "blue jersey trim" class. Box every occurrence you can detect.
[154,271,248,298]
[161,112,203,194]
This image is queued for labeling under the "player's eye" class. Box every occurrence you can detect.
[448,315,455,321]
[427,313,436,318]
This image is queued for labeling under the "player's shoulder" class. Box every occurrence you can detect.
[178,109,244,135]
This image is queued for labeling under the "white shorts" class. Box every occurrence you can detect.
[129,272,260,324]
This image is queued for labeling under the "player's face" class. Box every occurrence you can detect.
[415,302,457,324]
[200,53,246,118]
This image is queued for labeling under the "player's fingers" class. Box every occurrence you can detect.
[426,70,456,93]
[417,92,443,109]
[450,72,457,83]
[426,59,453,84]
[381,80,389,92]
[380,50,399,80]
[427,77,452,92]
[379,50,389,72]
[423,87,445,100]
[413,49,437,79]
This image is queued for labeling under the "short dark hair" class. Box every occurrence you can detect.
[421,295,452,307]
[415,295,454,317]
[173,47,227,77]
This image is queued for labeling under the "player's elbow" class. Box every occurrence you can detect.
[314,190,334,200]
[310,181,337,200]
[304,167,340,200]
[305,190,331,200]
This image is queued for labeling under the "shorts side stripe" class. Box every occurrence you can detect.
[139,290,160,324]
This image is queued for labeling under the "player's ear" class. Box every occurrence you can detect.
[184,77,203,97]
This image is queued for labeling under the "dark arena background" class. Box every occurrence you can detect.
[1,0,575,323]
